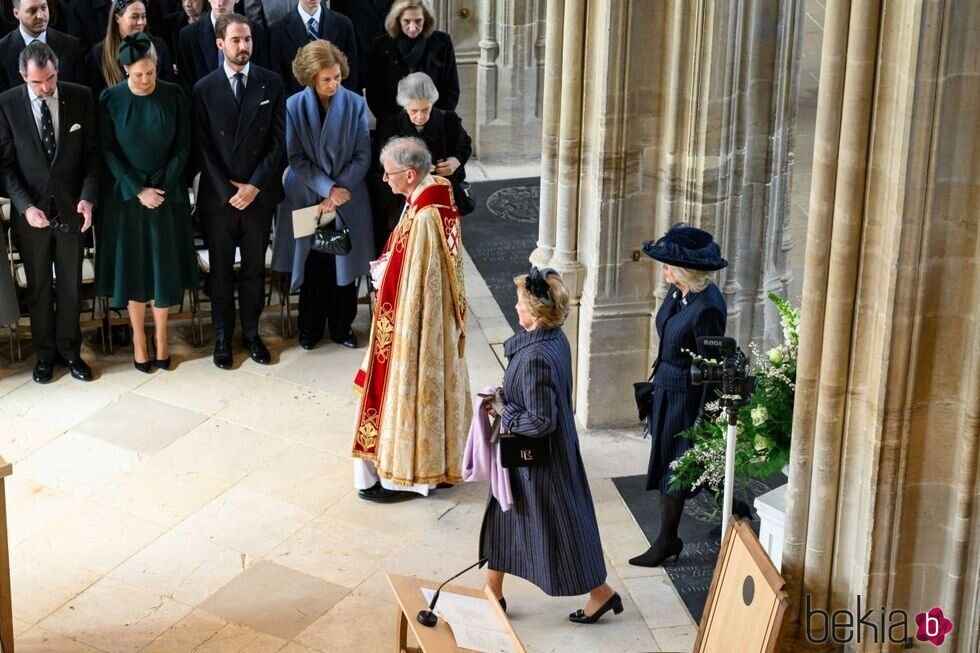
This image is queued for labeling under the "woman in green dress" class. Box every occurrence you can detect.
[96,33,197,372]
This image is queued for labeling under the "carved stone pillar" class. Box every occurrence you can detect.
[538,0,805,427]
[470,0,544,162]
[781,1,980,650]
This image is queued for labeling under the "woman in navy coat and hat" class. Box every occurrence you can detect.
[629,224,729,568]
[480,268,623,625]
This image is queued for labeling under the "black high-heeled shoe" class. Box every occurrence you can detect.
[628,537,683,567]
[154,356,172,370]
[133,356,154,373]
[568,592,623,624]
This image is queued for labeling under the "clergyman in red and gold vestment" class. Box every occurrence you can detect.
[352,136,471,501]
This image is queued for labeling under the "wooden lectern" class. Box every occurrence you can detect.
[693,518,789,652]
[386,573,526,653]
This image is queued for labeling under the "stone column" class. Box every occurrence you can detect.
[529,0,564,269]
[539,0,805,427]
[781,1,980,650]
[473,0,544,162]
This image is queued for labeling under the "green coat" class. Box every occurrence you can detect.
[95,80,197,307]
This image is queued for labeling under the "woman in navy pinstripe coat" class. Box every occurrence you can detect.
[629,225,728,568]
[479,268,624,625]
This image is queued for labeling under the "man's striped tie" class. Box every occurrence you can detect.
[307,17,318,42]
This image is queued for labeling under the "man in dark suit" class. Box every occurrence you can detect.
[176,0,267,95]
[192,13,285,369]
[269,0,357,96]
[242,0,290,32]
[0,0,86,92]
[331,0,390,92]
[0,42,100,382]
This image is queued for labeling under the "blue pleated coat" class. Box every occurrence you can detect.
[479,327,607,596]
[645,283,727,497]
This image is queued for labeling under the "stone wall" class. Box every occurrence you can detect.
[534,0,804,427]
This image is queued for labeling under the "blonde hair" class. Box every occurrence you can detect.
[292,40,349,88]
[513,273,570,329]
[668,265,713,293]
[385,0,436,39]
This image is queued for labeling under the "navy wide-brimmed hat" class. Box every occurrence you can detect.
[642,225,728,271]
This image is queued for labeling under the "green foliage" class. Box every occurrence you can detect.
[668,294,800,493]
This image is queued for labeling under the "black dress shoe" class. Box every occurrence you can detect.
[33,359,55,383]
[568,592,623,624]
[341,332,358,349]
[628,536,683,567]
[298,332,319,350]
[63,357,93,381]
[243,336,271,364]
[358,482,406,503]
[213,340,233,370]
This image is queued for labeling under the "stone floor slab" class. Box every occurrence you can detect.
[199,560,349,640]
[75,393,207,455]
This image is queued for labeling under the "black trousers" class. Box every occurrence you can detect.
[13,216,83,362]
[201,203,274,341]
[298,249,356,343]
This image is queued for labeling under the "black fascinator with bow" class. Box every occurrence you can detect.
[525,267,558,304]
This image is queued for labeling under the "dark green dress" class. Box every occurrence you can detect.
[96,80,197,307]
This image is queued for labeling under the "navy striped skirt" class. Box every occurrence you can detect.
[645,385,704,499]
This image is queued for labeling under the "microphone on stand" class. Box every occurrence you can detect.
[417,557,489,628]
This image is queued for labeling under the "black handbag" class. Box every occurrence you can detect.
[455,180,476,216]
[311,214,352,256]
[499,432,551,468]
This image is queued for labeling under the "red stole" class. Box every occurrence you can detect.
[352,180,466,459]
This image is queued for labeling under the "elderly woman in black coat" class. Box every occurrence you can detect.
[480,268,623,625]
[366,0,459,126]
[629,225,729,568]
[372,71,470,251]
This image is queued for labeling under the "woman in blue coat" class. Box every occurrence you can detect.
[271,40,373,350]
[480,268,623,625]
[629,225,728,567]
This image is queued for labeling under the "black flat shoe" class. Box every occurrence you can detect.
[63,356,93,381]
[358,481,409,503]
[32,359,55,383]
[629,537,683,567]
[213,340,233,370]
[243,336,271,365]
[341,332,358,349]
[568,592,623,624]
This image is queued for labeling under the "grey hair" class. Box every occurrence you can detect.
[396,72,439,107]
[379,136,432,176]
[19,41,59,75]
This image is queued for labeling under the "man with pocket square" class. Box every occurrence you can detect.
[0,41,100,382]
[191,13,285,369]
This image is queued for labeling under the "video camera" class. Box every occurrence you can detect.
[690,336,758,414]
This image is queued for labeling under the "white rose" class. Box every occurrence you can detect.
[768,347,783,365]
[754,435,768,452]
[750,406,768,426]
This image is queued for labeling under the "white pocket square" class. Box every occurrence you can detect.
[259,100,270,106]
[69,123,81,132]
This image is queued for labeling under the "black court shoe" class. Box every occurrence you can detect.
[568,592,623,624]
[628,536,683,567]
